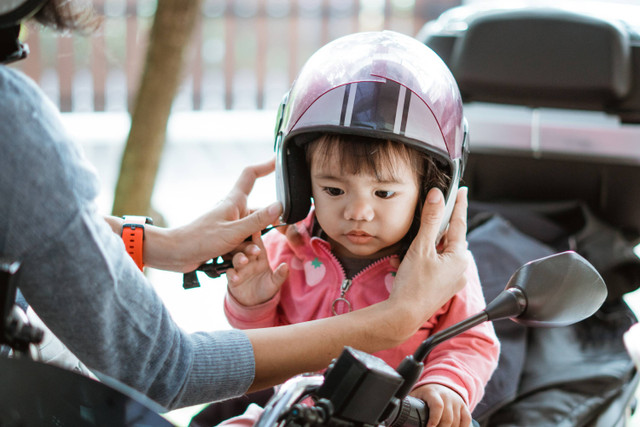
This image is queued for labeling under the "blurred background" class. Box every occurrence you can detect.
[14,0,460,113]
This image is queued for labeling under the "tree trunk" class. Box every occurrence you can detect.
[111,0,202,218]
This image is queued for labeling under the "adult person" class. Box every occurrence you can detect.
[0,0,471,411]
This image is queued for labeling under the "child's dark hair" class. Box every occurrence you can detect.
[304,133,450,257]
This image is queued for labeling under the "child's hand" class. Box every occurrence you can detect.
[410,384,471,427]
[226,232,289,306]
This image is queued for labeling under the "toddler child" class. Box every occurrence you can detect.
[224,31,499,427]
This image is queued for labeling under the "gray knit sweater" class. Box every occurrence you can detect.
[0,65,254,409]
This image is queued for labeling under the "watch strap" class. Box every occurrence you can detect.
[121,215,152,271]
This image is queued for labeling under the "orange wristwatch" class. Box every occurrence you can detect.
[121,215,153,271]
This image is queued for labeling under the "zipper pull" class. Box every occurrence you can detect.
[332,279,353,315]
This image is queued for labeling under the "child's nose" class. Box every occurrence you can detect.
[344,197,374,221]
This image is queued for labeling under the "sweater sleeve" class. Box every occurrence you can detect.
[412,252,500,410]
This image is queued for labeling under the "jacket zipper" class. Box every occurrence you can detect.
[322,244,394,315]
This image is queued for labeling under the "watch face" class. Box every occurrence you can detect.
[123,215,153,226]
[0,357,172,426]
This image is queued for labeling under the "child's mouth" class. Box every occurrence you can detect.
[346,231,373,244]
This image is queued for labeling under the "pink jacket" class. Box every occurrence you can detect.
[224,211,499,410]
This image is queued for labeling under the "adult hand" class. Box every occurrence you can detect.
[387,187,470,340]
[143,159,283,272]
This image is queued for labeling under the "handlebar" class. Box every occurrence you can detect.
[255,373,430,427]
[387,396,428,427]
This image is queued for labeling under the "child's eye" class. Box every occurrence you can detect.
[323,187,344,196]
[375,190,395,199]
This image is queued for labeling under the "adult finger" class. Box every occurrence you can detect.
[229,158,276,200]
[442,187,469,253]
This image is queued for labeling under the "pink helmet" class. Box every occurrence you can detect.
[274,30,468,233]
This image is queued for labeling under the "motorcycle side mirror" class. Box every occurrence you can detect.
[395,251,607,402]
[484,251,608,327]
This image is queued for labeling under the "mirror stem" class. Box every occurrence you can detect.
[393,311,489,402]
[394,287,528,402]
[414,311,489,362]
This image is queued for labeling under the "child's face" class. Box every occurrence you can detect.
[310,147,420,260]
